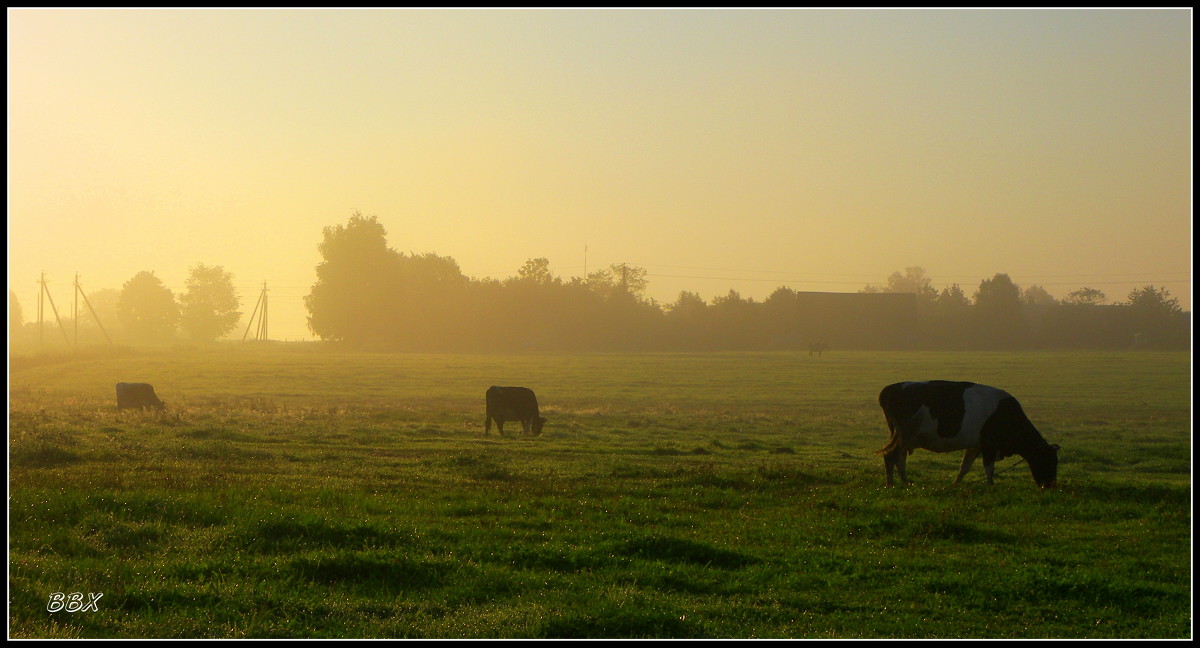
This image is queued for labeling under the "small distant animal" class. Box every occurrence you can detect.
[875,381,1059,488]
[485,386,546,436]
[115,382,165,411]
[808,343,829,357]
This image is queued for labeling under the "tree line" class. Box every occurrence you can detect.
[9,265,242,348]
[303,213,1189,352]
[10,212,1187,352]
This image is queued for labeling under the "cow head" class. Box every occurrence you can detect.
[1026,443,1060,488]
[531,416,547,436]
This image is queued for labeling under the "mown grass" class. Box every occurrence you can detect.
[7,347,1192,638]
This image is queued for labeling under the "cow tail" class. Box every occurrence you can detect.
[875,415,903,455]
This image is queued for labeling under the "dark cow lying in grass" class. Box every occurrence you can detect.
[485,386,546,436]
[876,380,1059,488]
[116,382,165,411]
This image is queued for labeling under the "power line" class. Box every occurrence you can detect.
[632,261,1189,280]
[641,272,1190,288]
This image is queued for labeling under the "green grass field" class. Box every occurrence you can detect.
[8,347,1192,638]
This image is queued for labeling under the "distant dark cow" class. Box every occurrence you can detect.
[808,343,829,357]
[116,382,165,411]
[876,381,1059,488]
[485,386,546,436]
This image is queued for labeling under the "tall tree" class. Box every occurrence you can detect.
[515,257,556,285]
[936,283,971,310]
[973,273,1027,347]
[1125,285,1181,315]
[390,251,470,348]
[861,267,938,304]
[180,264,241,341]
[1021,284,1058,306]
[117,271,179,340]
[1124,285,1184,348]
[927,283,973,348]
[587,263,649,301]
[305,212,399,343]
[667,290,707,317]
[1064,287,1106,306]
[974,273,1022,309]
[305,213,471,348]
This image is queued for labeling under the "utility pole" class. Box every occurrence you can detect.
[258,281,269,341]
[73,273,78,348]
[241,282,269,341]
[37,273,74,351]
[75,274,113,345]
[38,273,44,349]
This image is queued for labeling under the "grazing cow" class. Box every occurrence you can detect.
[115,382,166,411]
[876,381,1059,488]
[485,386,546,436]
[808,342,829,357]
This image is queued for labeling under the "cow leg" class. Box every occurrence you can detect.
[521,419,530,435]
[486,415,492,434]
[884,447,909,486]
[954,448,981,484]
[981,449,998,485]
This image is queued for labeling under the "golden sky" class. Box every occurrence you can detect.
[7,8,1192,340]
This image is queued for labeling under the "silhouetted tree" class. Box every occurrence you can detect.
[667,290,707,317]
[763,286,816,349]
[709,290,760,349]
[305,212,476,349]
[299,214,1186,351]
[1021,285,1057,306]
[1124,285,1184,348]
[180,264,241,341]
[928,283,972,348]
[861,267,938,304]
[515,257,557,286]
[973,273,1026,348]
[305,212,399,344]
[936,283,971,309]
[389,251,469,348]
[1064,287,1106,306]
[1125,285,1180,314]
[588,263,649,302]
[664,291,710,349]
[117,271,179,341]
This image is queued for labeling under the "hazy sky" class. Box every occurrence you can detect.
[8,8,1192,340]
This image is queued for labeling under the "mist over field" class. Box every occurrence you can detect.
[8,211,1191,355]
[6,7,1193,640]
[8,9,1191,345]
[8,348,1192,638]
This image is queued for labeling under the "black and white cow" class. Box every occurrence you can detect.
[876,381,1059,488]
[485,386,546,436]
[116,382,166,411]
